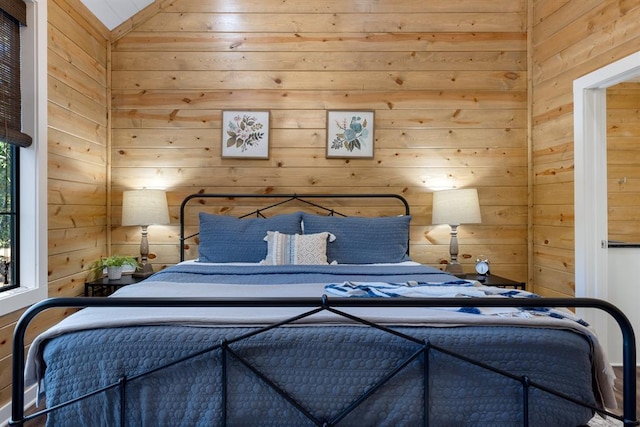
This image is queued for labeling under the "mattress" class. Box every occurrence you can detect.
[26,263,615,426]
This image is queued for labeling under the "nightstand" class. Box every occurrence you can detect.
[84,274,146,296]
[458,274,526,290]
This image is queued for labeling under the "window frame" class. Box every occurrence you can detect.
[0,0,47,317]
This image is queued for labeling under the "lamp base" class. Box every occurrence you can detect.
[133,262,154,278]
[444,262,464,276]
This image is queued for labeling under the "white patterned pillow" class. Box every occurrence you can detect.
[261,231,336,265]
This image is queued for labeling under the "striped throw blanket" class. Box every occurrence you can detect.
[324,280,589,326]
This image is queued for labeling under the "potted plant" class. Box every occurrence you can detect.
[89,255,140,281]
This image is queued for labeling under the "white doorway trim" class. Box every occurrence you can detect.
[573,51,640,334]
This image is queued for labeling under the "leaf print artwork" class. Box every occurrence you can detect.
[226,115,265,152]
[221,111,270,158]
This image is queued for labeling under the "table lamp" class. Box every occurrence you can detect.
[122,189,170,277]
[432,188,481,275]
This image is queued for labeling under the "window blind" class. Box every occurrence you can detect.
[0,0,31,148]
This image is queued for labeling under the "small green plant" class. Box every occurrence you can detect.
[88,255,139,280]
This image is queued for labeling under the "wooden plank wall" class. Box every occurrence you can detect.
[531,0,640,297]
[2,0,638,415]
[607,82,640,243]
[0,0,109,409]
[109,0,529,280]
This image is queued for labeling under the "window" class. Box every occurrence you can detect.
[0,1,29,293]
[0,0,47,316]
[0,142,17,291]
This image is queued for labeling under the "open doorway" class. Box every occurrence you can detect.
[574,50,640,365]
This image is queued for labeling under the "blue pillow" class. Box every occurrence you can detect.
[301,213,411,264]
[198,212,302,262]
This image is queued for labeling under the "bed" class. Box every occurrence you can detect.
[10,194,638,426]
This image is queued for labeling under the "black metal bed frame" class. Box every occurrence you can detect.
[10,296,639,426]
[179,193,410,262]
[9,193,640,426]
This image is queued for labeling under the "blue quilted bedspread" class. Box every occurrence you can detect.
[43,324,596,426]
[34,263,603,426]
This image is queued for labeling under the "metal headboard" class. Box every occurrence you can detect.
[179,193,410,262]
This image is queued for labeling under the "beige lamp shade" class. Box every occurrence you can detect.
[122,189,169,278]
[432,188,481,275]
[122,189,170,226]
[432,188,481,226]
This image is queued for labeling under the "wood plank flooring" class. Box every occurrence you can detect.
[612,366,640,418]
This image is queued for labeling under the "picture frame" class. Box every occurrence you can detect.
[221,111,270,159]
[326,110,375,158]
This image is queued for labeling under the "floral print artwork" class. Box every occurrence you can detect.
[330,115,369,152]
[326,111,375,158]
[225,114,265,152]
[221,111,270,158]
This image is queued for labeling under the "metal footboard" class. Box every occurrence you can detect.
[11,296,639,426]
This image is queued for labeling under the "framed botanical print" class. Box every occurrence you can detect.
[326,110,374,158]
[221,111,270,159]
